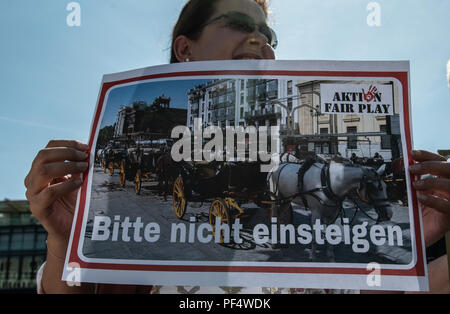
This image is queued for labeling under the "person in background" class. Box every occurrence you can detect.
[24,0,450,294]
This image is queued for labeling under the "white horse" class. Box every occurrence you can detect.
[267,158,393,260]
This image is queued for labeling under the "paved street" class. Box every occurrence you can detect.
[81,166,413,265]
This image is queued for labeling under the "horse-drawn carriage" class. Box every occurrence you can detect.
[102,140,130,177]
[350,153,385,169]
[120,139,173,194]
[350,153,407,206]
[384,157,408,205]
[169,151,396,255]
[171,160,270,236]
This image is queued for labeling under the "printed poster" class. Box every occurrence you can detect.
[63,60,428,291]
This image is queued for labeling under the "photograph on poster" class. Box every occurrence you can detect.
[64,60,427,290]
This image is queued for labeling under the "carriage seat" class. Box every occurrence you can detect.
[192,161,218,179]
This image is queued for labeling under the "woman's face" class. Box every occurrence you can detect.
[177,0,275,62]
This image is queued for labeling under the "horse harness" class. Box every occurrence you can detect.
[299,161,345,208]
[359,167,389,206]
[268,160,344,208]
[269,160,391,226]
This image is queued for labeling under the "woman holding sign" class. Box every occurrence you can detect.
[24,0,450,294]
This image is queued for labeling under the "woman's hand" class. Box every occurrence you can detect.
[410,150,450,247]
[25,140,89,256]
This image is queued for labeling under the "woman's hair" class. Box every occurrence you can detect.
[170,0,269,63]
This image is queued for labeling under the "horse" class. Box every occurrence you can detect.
[267,158,393,260]
[156,151,181,201]
[95,149,104,166]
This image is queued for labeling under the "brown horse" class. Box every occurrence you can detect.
[156,152,179,201]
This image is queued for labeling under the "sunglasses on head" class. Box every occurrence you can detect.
[199,11,278,49]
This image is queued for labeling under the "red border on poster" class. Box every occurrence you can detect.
[68,69,424,278]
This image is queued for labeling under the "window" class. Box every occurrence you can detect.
[0,232,9,251]
[347,126,357,149]
[10,229,23,251]
[268,80,278,98]
[287,80,293,95]
[22,256,37,280]
[320,128,329,134]
[380,125,391,150]
[0,257,8,281]
[315,143,330,154]
[23,228,35,250]
[7,256,19,281]
[35,232,47,250]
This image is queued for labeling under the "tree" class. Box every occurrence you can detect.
[97,125,115,148]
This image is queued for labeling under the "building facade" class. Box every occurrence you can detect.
[113,101,148,138]
[294,80,401,161]
[186,78,300,132]
[0,200,47,293]
[111,97,186,143]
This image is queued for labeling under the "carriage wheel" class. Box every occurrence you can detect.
[119,161,126,187]
[209,198,232,244]
[173,176,187,219]
[108,162,114,176]
[134,169,142,195]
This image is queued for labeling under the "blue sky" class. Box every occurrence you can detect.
[100,79,209,129]
[0,0,449,200]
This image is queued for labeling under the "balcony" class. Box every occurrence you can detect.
[226,113,235,120]
[257,92,268,101]
[245,110,281,124]
[218,102,227,109]
[267,90,278,99]
[247,96,256,103]
[247,80,257,87]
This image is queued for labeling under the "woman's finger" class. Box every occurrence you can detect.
[409,161,450,178]
[46,139,90,151]
[32,147,88,167]
[50,176,71,185]
[411,150,447,162]
[25,148,88,190]
[413,177,450,195]
[25,146,88,189]
[30,178,83,220]
[28,161,88,195]
[417,193,450,215]
[71,172,82,180]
